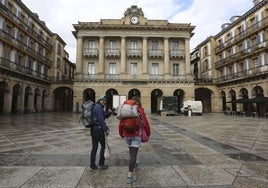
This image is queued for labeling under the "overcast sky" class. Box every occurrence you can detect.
[22,0,253,63]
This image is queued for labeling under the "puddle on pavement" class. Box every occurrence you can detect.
[227,153,266,161]
[150,117,267,162]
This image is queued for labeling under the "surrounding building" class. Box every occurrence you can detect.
[1,0,267,116]
[0,0,75,114]
[192,0,268,117]
[72,5,196,113]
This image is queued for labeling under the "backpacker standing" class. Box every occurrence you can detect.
[118,96,151,184]
[90,95,112,170]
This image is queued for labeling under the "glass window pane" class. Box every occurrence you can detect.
[131,63,137,75]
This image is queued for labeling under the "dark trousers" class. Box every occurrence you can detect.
[90,126,105,167]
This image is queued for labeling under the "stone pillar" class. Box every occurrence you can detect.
[142,37,148,74]
[99,37,104,74]
[185,38,191,76]
[76,37,83,74]
[164,38,169,75]
[120,37,126,73]
[5,89,12,114]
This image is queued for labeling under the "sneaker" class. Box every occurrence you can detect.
[90,166,98,171]
[98,165,108,170]
[126,176,136,184]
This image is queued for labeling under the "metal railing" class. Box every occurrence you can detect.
[215,65,268,83]
[215,16,268,52]
[0,29,52,65]
[0,57,51,81]
[215,40,268,68]
[0,3,53,50]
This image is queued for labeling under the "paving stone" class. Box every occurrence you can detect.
[0,112,267,187]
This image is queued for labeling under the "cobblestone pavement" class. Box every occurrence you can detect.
[0,112,267,188]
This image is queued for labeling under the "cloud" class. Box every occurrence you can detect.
[170,0,253,49]
[23,0,253,62]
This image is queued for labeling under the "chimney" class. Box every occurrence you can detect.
[253,0,263,6]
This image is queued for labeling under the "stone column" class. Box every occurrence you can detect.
[164,38,169,75]
[142,37,148,74]
[185,38,191,76]
[120,37,126,73]
[99,37,104,74]
[76,37,83,74]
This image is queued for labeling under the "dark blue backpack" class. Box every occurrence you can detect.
[80,100,95,128]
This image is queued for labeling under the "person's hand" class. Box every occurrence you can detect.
[104,129,110,136]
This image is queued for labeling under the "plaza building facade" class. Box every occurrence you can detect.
[72,5,221,113]
[192,0,268,117]
[0,0,75,114]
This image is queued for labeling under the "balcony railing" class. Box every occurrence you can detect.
[0,57,51,81]
[169,49,185,59]
[75,73,192,82]
[215,15,268,52]
[127,49,142,57]
[50,77,73,83]
[215,65,268,83]
[0,3,53,50]
[105,48,120,58]
[215,40,268,68]
[148,49,164,58]
[0,29,52,65]
[83,48,99,57]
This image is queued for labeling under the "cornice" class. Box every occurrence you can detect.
[215,0,268,38]
[14,0,52,35]
[73,22,195,32]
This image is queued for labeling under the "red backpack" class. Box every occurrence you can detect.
[117,99,138,119]
[117,100,140,132]
[120,117,140,132]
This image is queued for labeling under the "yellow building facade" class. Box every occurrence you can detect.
[72,5,197,113]
[192,0,268,117]
[0,0,75,114]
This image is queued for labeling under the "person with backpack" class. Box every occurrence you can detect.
[90,95,112,170]
[118,96,151,184]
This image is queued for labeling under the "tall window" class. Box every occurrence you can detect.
[151,63,158,79]
[130,40,138,50]
[89,40,95,49]
[109,63,116,74]
[242,59,250,75]
[171,41,179,50]
[110,40,116,49]
[232,63,238,77]
[130,63,137,76]
[88,62,95,75]
[222,67,227,80]
[152,40,158,50]
[259,31,266,42]
[173,64,179,76]
[57,44,62,55]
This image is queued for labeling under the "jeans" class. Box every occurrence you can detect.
[90,125,105,167]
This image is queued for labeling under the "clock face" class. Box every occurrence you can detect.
[131,16,139,24]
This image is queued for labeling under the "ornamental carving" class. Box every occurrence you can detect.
[124,5,144,17]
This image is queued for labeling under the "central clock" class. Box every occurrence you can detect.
[131,16,139,24]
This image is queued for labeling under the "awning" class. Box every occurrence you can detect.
[227,97,268,104]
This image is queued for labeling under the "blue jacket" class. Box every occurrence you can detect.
[93,102,112,132]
